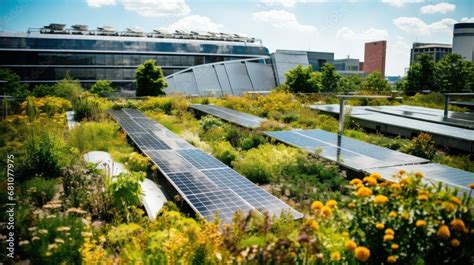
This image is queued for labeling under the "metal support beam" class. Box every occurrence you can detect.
[338,98,345,135]
[444,95,449,118]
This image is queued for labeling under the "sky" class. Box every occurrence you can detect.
[0,0,473,76]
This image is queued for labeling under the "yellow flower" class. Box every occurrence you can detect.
[418,194,429,202]
[384,234,394,241]
[441,201,456,212]
[363,176,377,186]
[342,231,349,237]
[54,238,65,244]
[391,243,399,250]
[451,219,466,232]
[309,220,319,230]
[391,183,401,190]
[450,196,462,206]
[326,199,337,208]
[321,206,332,217]
[468,183,474,189]
[388,211,397,218]
[350,178,362,185]
[311,201,324,211]
[330,251,341,261]
[437,225,451,240]
[32,237,40,241]
[356,187,373,198]
[387,255,397,263]
[385,228,395,235]
[450,239,460,247]
[345,240,357,251]
[414,172,424,178]
[39,229,48,235]
[398,169,406,175]
[57,226,71,232]
[370,172,382,180]
[400,177,412,186]
[374,195,389,204]
[354,246,370,262]
[376,223,385,230]
[416,220,427,228]
[348,202,356,208]
[401,212,410,220]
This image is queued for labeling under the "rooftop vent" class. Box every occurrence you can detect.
[43,23,66,31]
[71,24,88,31]
[97,26,116,32]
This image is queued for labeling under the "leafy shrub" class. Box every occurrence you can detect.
[107,171,145,222]
[199,115,223,132]
[125,152,150,172]
[212,141,238,166]
[24,177,57,207]
[67,121,120,153]
[73,95,110,121]
[89,80,114,97]
[201,98,210,104]
[21,96,72,118]
[403,133,437,159]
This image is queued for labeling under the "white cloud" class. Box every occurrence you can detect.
[381,0,424,8]
[252,10,316,33]
[86,0,116,8]
[461,17,474,22]
[420,3,455,14]
[336,27,389,42]
[260,0,298,8]
[160,15,223,32]
[121,0,190,17]
[393,17,456,35]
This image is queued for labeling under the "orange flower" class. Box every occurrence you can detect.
[451,219,466,232]
[391,243,399,250]
[374,195,389,204]
[356,187,373,198]
[321,206,332,217]
[311,201,323,211]
[385,228,395,235]
[344,240,357,251]
[414,172,424,178]
[450,196,462,206]
[354,246,370,262]
[468,183,474,189]
[350,178,362,185]
[330,251,341,261]
[418,194,429,202]
[363,176,377,186]
[376,223,385,230]
[450,239,460,247]
[398,169,406,175]
[441,201,456,212]
[437,225,451,240]
[416,220,427,228]
[326,199,337,208]
[391,183,401,190]
[387,255,397,263]
[309,220,319,230]
[401,212,410,220]
[384,234,394,241]
[388,211,397,218]
[369,172,382,180]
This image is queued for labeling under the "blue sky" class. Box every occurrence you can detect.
[1,0,473,75]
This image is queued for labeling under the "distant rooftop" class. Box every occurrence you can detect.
[25,23,262,44]
[412,42,452,49]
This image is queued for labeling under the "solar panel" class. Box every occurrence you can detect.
[177,149,227,170]
[190,104,267,128]
[369,163,474,196]
[109,108,302,222]
[266,129,428,172]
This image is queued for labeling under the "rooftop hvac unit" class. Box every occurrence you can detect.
[97,26,116,32]
[72,24,88,31]
[127,27,144,34]
[44,23,66,31]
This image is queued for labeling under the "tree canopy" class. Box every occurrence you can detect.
[135,59,167,97]
[0,68,29,98]
[320,64,341,93]
[284,65,321,93]
[362,72,390,92]
[90,80,114,97]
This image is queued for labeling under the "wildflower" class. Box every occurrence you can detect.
[45,251,52,257]
[330,251,341,261]
[418,194,429,202]
[468,183,474,189]
[416,220,427,228]
[391,243,399,250]
[370,172,382,180]
[309,220,319,230]
[28,227,37,231]
[19,240,29,246]
[356,187,372,198]
[81,232,93,237]
[387,255,397,263]
[398,169,406,175]
[391,183,401,190]
[441,201,456,212]
[47,243,58,250]
[344,240,357,251]
[451,219,466,232]
[39,229,48,235]
[66,207,87,215]
[342,231,349,237]
[401,212,410,220]
[437,225,451,240]
[55,238,65,244]
[321,206,332,217]
[400,177,412,186]
[415,172,424,178]
[384,234,394,241]
[348,202,356,208]
[376,223,385,230]
[388,211,397,218]
[374,195,389,204]
[326,199,337,208]
[450,239,460,247]
[354,246,370,262]
[57,226,71,232]
[450,196,462,206]
[311,201,323,211]
[363,176,377,186]
[99,235,106,243]
[350,178,362,185]
[385,228,395,235]
[32,236,40,241]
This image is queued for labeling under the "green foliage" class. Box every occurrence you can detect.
[107,171,145,222]
[224,126,267,150]
[403,133,437,159]
[199,115,223,132]
[212,141,238,166]
[30,84,56,97]
[0,67,29,98]
[24,177,57,207]
[362,72,390,91]
[125,152,150,172]
[89,80,114,97]
[73,94,110,121]
[321,63,341,93]
[434,53,474,92]
[135,59,167,96]
[405,54,436,94]
[339,74,362,92]
[52,75,83,101]
[66,121,120,153]
[284,65,320,93]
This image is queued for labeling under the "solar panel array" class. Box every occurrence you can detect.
[109,109,302,222]
[265,129,428,172]
[190,104,267,128]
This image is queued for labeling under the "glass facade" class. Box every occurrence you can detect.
[0,34,269,86]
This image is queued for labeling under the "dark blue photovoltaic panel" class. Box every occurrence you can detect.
[177,149,227,170]
[129,132,170,150]
[144,150,193,174]
[166,171,219,194]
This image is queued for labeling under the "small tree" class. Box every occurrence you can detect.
[338,74,362,92]
[405,54,435,94]
[321,64,341,93]
[0,68,29,98]
[90,80,114,97]
[362,72,390,92]
[434,54,474,92]
[135,59,167,96]
[285,65,320,93]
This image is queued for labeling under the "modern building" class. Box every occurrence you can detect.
[0,23,269,88]
[270,49,334,85]
[452,22,474,62]
[410,42,451,64]
[334,57,360,71]
[363,40,386,77]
